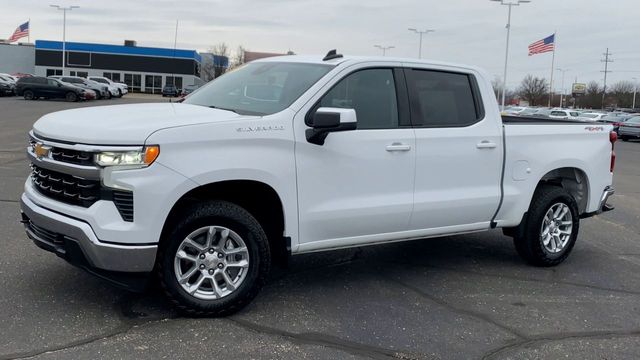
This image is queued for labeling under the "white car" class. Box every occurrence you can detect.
[21,53,616,316]
[579,112,607,121]
[548,109,584,120]
[88,76,128,97]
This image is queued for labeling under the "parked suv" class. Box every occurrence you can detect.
[88,76,128,97]
[50,76,110,99]
[162,84,180,97]
[16,76,87,102]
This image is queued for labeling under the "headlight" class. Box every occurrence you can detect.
[95,146,160,167]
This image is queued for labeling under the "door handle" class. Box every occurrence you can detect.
[386,143,411,152]
[476,140,497,149]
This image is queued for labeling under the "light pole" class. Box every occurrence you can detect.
[374,45,395,56]
[491,0,531,111]
[408,28,435,59]
[50,4,79,76]
[633,77,637,110]
[556,68,569,108]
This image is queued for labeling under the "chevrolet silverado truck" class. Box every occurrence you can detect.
[21,51,616,316]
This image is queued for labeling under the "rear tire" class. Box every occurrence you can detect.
[513,186,580,267]
[23,90,34,100]
[65,92,78,102]
[158,200,271,317]
[621,135,629,142]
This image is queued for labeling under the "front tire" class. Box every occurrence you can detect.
[65,92,78,102]
[23,90,34,100]
[513,186,580,267]
[158,201,271,316]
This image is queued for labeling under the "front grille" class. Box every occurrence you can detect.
[51,147,94,166]
[31,164,100,207]
[112,191,134,222]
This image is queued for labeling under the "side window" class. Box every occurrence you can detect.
[406,69,481,127]
[551,111,565,116]
[317,68,398,129]
[47,79,58,86]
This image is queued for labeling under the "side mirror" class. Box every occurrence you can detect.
[306,107,357,145]
[57,83,62,87]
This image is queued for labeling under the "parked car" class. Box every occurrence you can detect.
[548,109,584,120]
[162,84,180,97]
[598,115,633,133]
[16,76,87,102]
[0,78,16,96]
[579,112,607,121]
[618,116,640,141]
[88,76,128,97]
[50,76,110,100]
[0,73,18,83]
[180,84,200,97]
[21,54,616,316]
[503,106,527,115]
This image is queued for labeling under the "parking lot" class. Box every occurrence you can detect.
[1,96,639,360]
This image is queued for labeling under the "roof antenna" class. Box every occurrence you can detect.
[323,49,343,61]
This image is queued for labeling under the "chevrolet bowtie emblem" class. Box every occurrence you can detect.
[34,142,51,159]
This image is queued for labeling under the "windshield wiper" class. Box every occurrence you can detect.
[208,105,241,114]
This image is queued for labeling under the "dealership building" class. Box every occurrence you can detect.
[33,40,205,93]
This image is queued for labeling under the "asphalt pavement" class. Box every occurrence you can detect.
[0,95,639,359]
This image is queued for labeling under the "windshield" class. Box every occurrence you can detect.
[581,113,599,118]
[184,62,334,116]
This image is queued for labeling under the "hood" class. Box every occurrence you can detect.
[33,103,251,145]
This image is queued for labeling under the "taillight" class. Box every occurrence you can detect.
[610,131,617,173]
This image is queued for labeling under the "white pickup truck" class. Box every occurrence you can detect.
[21,51,616,316]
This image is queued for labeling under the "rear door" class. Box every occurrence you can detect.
[404,67,503,231]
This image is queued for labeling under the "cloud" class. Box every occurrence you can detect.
[2,0,640,88]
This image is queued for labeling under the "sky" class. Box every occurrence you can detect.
[3,0,639,91]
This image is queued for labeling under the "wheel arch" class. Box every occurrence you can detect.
[535,167,590,215]
[160,179,289,263]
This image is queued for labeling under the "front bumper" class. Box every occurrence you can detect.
[581,186,615,218]
[21,193,157,277]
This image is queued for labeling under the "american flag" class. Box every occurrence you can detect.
[8,21,29,43]
[528,34,555,56]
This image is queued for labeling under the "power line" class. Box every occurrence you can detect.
[601,48,613,108]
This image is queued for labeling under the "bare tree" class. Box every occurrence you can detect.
[583,81,602,109]
[210,43,229,58]
[518,75,548,106]
[610,81,635,108]
[230,45,246,69]
[491,76,503,100]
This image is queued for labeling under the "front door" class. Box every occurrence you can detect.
[294,66,416,251]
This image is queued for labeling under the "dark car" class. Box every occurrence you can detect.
[598,115,634,133]
[618,116,640,141]
[162,84,180,97]
[16,76,86,102]
[51,76,110,99]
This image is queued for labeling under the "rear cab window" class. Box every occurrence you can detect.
[404,69,484,127]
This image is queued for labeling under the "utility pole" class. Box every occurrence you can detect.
[490,0,532,111]
[373,45,395,56]
[408,28,435,59]
[50,5,79,76]
[556,68,569,108]
[633,77,637,110]
[601,48,613,109]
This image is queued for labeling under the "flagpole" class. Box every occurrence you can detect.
[548,31,556,107]
[27,19,30,43]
